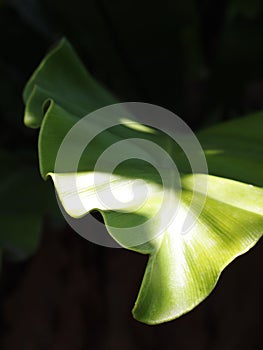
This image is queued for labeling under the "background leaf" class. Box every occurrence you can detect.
[0,150,61,262]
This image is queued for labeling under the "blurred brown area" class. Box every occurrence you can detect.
[0,225,262,350]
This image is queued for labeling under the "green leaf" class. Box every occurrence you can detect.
[0,150,60,261]
[23,38,116,129]
[198,113,263,187]
[50,171,263,324]
[133,174,263,323]
[23,38,263,324]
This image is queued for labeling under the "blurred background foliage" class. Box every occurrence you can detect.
[0,0,262,349]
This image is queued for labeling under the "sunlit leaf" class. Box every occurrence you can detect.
[24,38,263,324]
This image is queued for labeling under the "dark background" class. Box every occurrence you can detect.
[0,0,262,349]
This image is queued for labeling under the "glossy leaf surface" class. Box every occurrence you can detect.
[24,39,263,324]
